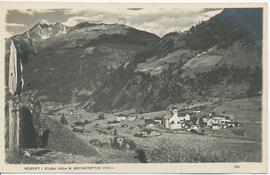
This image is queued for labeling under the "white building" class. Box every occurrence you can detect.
[128,114,137,121]
[185,114,191,121]
[163,108,182,130]
[170,123,182,130]
[179,116,185,121]
[211,124,221,130]
[169,109,180,124]
[207,118,218,127]
[115,115,127,121]
[193,110,201,114]
[146,123,155,128]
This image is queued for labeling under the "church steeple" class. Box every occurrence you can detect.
[172,105,178,117]
[172,108,178,118]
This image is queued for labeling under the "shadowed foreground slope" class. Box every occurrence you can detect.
[41,115,100,157]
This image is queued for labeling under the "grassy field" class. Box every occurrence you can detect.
[182,54,221,70]
[8,96,262,164]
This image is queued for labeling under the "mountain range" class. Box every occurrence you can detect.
[6,8,263,113]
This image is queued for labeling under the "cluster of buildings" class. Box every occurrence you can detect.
[144,107,240,132]
[206,116,240,130]
[97,107,240,138]
[134,129,161,138]
[115,113,137,122]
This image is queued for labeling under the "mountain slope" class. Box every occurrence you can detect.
[86,8,263,113]
[6,22,159,103]
[159,8,262,53]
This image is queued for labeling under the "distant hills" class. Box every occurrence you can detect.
[6,8,263,113]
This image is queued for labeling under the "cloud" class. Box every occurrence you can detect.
[62,8,222,36]
[12,9,34,15]
[63,16,104,26]
[63,9,88,15]
[6,23,25,27]
[63,7,206,16]
[12,9,62,16]
[7,8,223,37]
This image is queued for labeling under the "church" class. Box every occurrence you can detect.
[163,107,182,130]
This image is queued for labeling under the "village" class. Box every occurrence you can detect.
[117,106,239,137]
[68,104,241,139]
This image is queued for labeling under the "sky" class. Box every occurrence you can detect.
[6,7,222,38]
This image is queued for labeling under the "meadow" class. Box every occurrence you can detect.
[6,96,262,163]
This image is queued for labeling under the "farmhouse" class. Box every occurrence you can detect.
[149,130,161,136]
[185,114,191,121]
[108,120,120,125]
[226,121,240,128]
[211,124,221,130]
[193,110,201,114]
[121,124,128,128]
[207,118,218,127]
[135,129,161,138]
[213,116,227,123]
[205,114,240,129]
[115,114,127,121]
[140,131,148,137]
[153,117,163,124]
[163,115,170,128]
[72,126,84,133]
[145,118,154,124]
[179,115,185,121]
[202,117,208,123]
[128,114,137,121]
[187,125,199,132]
[146,123,155,128]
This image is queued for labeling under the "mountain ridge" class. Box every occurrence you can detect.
[6,21,160,104]
[5,8,263,113]
[85,8,263,113]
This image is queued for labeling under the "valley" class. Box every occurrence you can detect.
[5,8,263,164]
[10,96,261,163]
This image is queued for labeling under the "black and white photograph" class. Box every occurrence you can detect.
[0,2,267,173]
